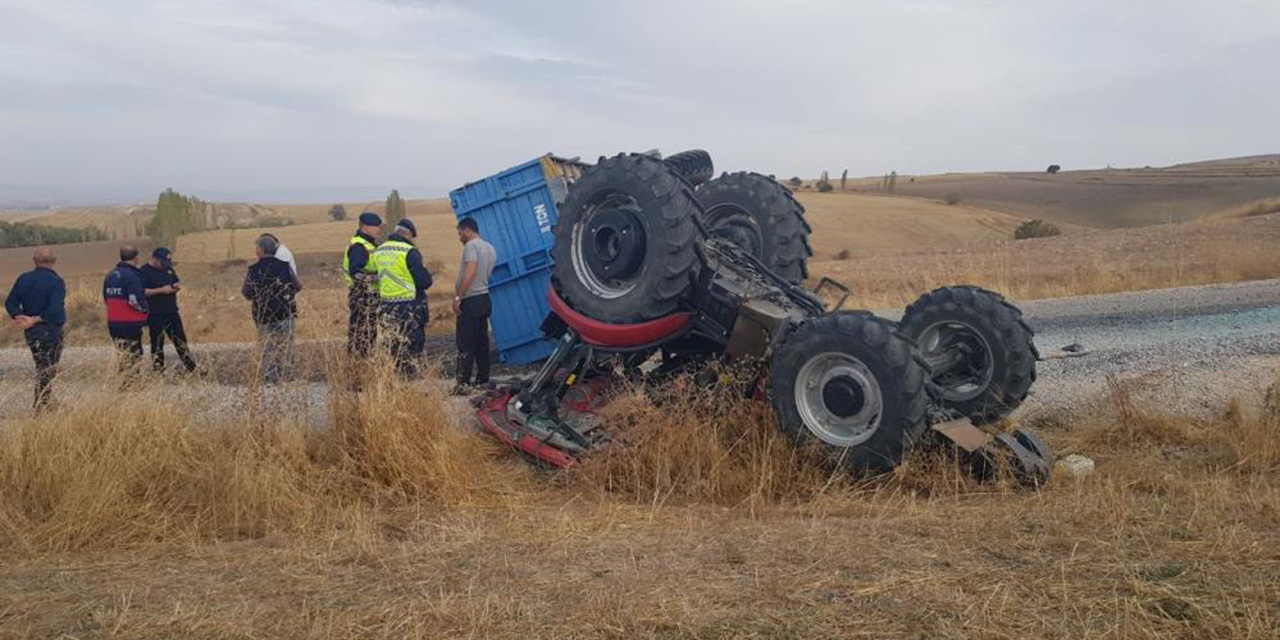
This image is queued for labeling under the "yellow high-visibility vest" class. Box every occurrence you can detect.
[342,234,378,287]
[371,240,416,301]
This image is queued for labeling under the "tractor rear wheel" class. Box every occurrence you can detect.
[552,153,704,324]
[696,172,812,284]
[898,286,1038,425]
[770,311,929,473]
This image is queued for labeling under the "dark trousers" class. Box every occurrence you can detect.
[109,325,145,375]
[455,294,491,385]
[347,286,379,358]
[25,324,63,411]
[148,313,197,372]
[381,301,426,378]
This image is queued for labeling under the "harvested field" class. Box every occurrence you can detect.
[886,162,1280,229]
[815,213,1280,309]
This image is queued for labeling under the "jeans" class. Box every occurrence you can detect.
[257,318,296,384]
[380,301,426,378]
[148,313,197,372]
[455,294,491,385]
[25,324,63,411]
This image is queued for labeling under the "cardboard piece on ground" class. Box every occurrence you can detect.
[930,419,992,452]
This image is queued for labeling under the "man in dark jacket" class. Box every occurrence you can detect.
[242,234,301,384]
[344,212,382,357]
[140,247,198,374]
[370,219,433,377]
[103,244,149,377]
[5,246,66,411]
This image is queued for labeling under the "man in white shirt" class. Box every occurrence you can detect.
[261,233,298,276]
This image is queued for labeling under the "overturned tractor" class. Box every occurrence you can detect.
[476,151,1050,483]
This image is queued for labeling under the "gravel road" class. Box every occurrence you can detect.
[991,279,1280,417]
[4,279,1279,424]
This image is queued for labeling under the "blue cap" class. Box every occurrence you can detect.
[358,212,382,227]
[396,218,417,237]
[152,247,173,266]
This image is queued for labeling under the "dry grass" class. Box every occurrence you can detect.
[0,363,523,554]
[0,352,1276,638]
[1214,197,1280,219]
[574,377,839,507]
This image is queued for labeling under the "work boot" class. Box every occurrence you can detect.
[450,383,473,397]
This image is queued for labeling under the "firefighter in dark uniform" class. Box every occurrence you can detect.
[371,219,433,377]
[344,212,382,357]
[5,246,66,411]
[103,244,149,378]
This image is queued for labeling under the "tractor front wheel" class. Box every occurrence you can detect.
[770,311,929,473]
[899,286,1038,425]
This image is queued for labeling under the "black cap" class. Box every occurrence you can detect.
[396,219,417,237]
[358,212,382,227]
[152,247,173,266]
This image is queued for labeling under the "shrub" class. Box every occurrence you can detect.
[788,177,802,187]
[1047,164,1061,174]
[836,248,852,260]
[329,204,347,221]
[1014,219,1062,240]
[817,182,834,193]
[944,193,961,205]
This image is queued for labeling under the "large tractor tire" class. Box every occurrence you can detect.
[552,153,705,324]
[898,286,1038,425]
[770,311,930,473]
[662,149,714,187]
[696,172,812,284]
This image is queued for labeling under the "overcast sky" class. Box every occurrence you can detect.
[1,0,1277,200]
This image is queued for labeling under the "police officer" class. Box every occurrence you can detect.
[5,246,66,411]
[103,244,149,378]
[371,219,432,377]
[344,212,383,357]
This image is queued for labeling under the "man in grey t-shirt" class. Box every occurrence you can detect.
[451,217,497,393]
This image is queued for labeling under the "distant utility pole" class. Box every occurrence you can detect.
[840,169,848,191]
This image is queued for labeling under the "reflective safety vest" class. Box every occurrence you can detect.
[342,234,378,287]
[370,240,416,301]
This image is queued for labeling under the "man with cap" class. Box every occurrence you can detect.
[103,244,149,378]
[344,212,383,357]
[140,247,198,374]
[5,246,66,411]
[370,218,433,377]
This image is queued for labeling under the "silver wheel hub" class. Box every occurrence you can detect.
[918,320,993,402]
[794,352,883,447]
[570,197,646,299]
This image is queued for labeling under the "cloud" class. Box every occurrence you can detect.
[0,0,1276,198]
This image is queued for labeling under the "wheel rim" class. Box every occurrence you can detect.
[705,205,763,259]
[570,195,648,299]
[917,320,994,402]
[794,352,883,447]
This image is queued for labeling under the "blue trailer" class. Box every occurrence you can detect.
[449,155,587,364]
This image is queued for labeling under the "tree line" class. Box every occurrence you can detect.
[147,188,213,246]
[0,220,108,249]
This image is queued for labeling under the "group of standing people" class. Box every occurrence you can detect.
[344,212,496,392]
[5,212,496,410]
